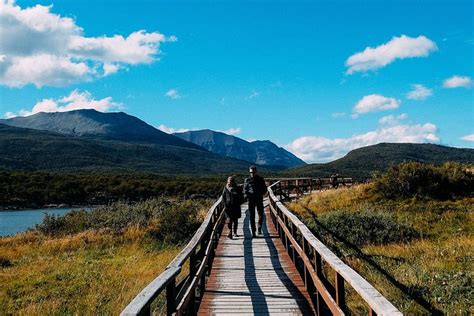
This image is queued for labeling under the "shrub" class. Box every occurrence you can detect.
[36,198,211,245]
[316,210,420,246]
[373,162,473,200]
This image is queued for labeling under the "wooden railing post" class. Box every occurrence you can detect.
[189,250,197,313]
[166,278,176,316]
[335,272,345,309]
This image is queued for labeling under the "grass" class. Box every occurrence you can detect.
[288,184,473,313]
[1,198,212,314]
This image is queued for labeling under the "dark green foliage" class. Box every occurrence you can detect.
[0,123,278,174]
[287,143,474,179]
[36,198,210,245]
[316,210,420,246]
[373,162,473,200]
[0,171,234,209]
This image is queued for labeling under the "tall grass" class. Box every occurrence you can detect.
[1,198,211,314]
[288,162,473,313]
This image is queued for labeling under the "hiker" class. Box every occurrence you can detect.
[244,165,267,238]
[222,176,243,239]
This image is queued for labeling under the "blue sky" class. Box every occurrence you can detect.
[0,0,472,162]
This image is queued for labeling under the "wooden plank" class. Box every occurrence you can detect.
[198,202,315,315]
[267,182,402,316]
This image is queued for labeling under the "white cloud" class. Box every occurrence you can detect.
[218,127,241,135]
[4,90,122,118]
[158,124,189,134]
[345,35,437,74]
[378,113,408,125]
[443,75,472,89]
[461,134,474,141]
[103,63,120,76]
[285,122,439,163]
[0,1,175,87]
[406,84,432,100]
[165,89,181,99]
[353,94,401,115]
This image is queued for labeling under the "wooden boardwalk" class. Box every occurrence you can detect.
[198,202,315,315]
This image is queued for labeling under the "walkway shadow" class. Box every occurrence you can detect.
[308,211,443,315]
[260,208,315,315]
[243,210,269,315]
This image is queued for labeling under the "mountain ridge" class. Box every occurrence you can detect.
[287,142,474,178]
[174,129,305,167]
[0,123,280,174]
[0,109,202,150]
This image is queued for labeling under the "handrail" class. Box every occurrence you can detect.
[267,181,402,315]
[121,196,226,315]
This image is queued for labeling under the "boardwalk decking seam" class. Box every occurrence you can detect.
[198,202,315,315]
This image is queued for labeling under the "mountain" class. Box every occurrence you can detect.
[174,129,305,167]
[0,124,272,174]
[286,143,474,179]
[0,109,201,150]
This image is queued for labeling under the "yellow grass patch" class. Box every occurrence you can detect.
[0,230,180,314]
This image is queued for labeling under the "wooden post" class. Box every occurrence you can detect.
[166,278,176,316]
[335,272,345,309]
[138,305,150,316]
[303,239,308,289]
[189,250,197,313]
[315,252,322,277]
[290,224,296,263]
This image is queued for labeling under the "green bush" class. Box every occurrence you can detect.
[317,210,420,246]
[373,162,473,200]
[36,198,211,245]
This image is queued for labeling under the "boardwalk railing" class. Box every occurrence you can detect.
[123,178,401,315]
[121,197,226,316]
[266,177,353,200]
[267,181,401,315]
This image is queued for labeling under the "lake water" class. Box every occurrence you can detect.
[0,208,90,237]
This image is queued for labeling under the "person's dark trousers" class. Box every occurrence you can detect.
[248,198,264,234]
[227,218,238,234]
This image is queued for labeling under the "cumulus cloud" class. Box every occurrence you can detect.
[406,84,432,100]
[461,134,474,141]
[165,89,181,99]
[285,122,439,163]
[4,90,122,118]
[0,1,175,87]
[345,35,437,74]
[157,125,241,136]
[158,124,189,134]
[353,94,401,115]
[443,75,472,89]
[378,113,408,125]
[218,127,241,135]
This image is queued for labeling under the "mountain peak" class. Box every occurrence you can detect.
[174,129,305,167]
[0,110,202,150]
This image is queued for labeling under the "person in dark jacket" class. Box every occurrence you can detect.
[244,165,267,238]
[222,176,243,239]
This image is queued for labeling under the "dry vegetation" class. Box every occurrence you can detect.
[0,198,211,314]
[288,162,473,314]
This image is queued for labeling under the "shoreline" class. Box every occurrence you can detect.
[0,205,101,212]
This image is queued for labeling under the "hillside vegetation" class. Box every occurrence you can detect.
[288,162,473,313]
[0,124,273,174]
[288,143,474,179]
[0,171,233,209]
[0,198,211,314]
